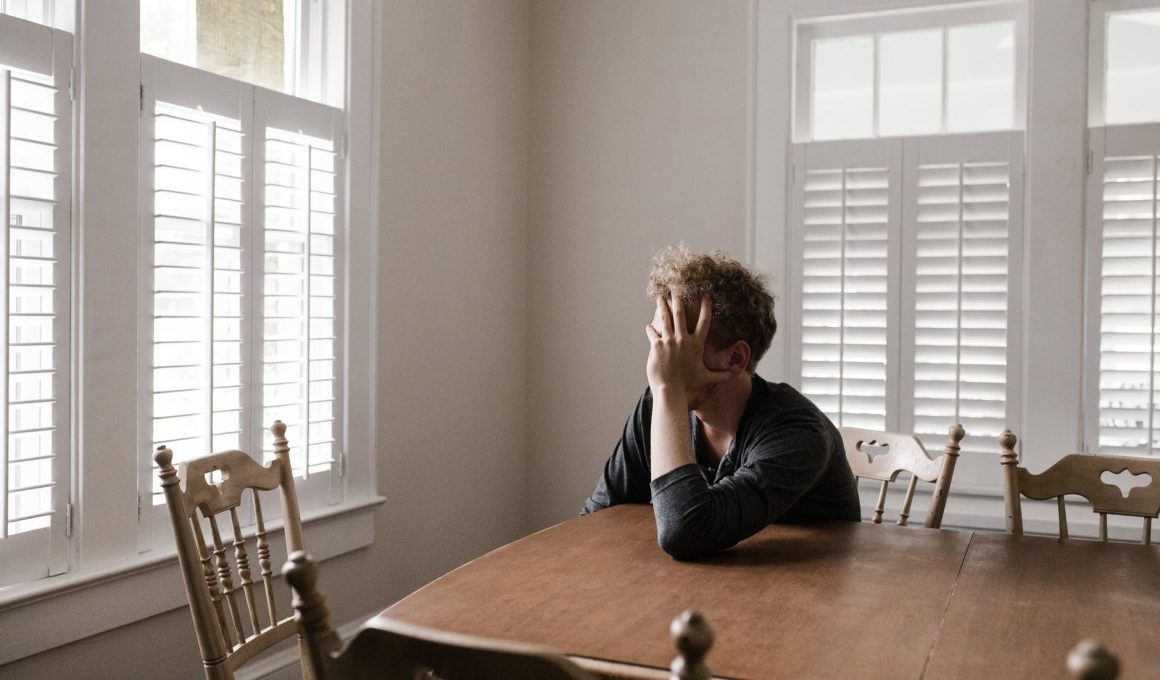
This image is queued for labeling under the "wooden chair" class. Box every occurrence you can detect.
[840,424,966,528]
[999,431,1160,544]
[1068,639,1120,680]
[283,551,716,680]
[155,420,312,680]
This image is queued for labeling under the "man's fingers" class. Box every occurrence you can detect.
[695,295,712,336]
[669,291,687,338]
[645,324,660,342]
[655,296,674,336]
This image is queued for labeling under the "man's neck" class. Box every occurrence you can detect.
[694,373,754,456]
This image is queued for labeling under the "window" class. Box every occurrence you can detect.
[796,4,1025,141]
[786,3,1026,463]
[0,0,52,25]
[141,0,345,106]
[0,12,71,588]
[138,56,344,548]
[1086,2,1160,457]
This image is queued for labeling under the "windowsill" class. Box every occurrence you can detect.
[0,495,385,666]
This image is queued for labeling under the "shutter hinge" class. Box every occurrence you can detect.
[138,491,144,519]
[68,67,75,103]
[339,132,348,161]
[1086,148,1094,175]
[139,84,145,114]
[64,502,74,538]
[337,450,347,478]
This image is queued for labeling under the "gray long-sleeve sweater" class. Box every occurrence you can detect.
[581,375,862,558]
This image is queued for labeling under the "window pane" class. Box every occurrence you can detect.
[947,22,1015,133]
[142,0,285,92]
[0,0,53,26]
[879,29,942,137]
[812,36,874,141]
[141,0,197,66]
[1106,11,1160,126]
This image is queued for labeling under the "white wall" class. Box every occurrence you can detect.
[525,0,753,530]
[376,0,531,598]
[0,1,531,677]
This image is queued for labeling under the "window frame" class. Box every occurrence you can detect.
[757,0,1090,513]
[136,55,347,550]
[0,0,381,665]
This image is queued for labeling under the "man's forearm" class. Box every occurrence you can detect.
[649,386,696,480]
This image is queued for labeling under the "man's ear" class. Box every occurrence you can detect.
[727,340,751,374]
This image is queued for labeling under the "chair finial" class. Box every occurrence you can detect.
[947,423,966,449]
[1000,430,1018,456]
[154,445,180,490]
[154,444,174,468]
[670,610,713,680]
[1068,639,1120,680]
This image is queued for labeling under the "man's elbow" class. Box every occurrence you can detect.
[656,522,712,560]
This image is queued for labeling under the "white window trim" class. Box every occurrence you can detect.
[0,0,382,665]
[757,0,1090,527]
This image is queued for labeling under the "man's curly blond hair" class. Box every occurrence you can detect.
[647,245,776,374]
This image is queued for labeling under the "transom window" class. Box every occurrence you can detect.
[795,3,1026,141]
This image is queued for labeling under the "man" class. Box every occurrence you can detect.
[582,245,861,558]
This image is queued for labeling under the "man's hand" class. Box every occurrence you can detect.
[645,293,731,404]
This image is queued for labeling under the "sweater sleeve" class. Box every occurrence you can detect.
[581,390,654,514]
[649,422,832,558]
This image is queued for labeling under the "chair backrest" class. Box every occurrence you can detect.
[840,424,966,528]
[154,420,310,680]
[999,431,1160,544]
[283,552,716,680]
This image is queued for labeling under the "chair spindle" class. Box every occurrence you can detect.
[192,515,233,649]
[1099,513,1108,543]
[253,488,277,627]
[873,480,889,524]
[209,513,247,644]
[1057,497,1069,540]
[230,506,262,636]
[898,475,919,526]
[1144,517,1152,546]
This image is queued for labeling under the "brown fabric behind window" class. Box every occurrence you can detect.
[196,0,284,92]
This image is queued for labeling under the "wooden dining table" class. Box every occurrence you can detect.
[379,505,1160,679]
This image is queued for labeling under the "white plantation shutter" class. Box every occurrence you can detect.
[140,58,251,513]
[0,15,70,587]
[139,59,345,544]
[256,89,342,499]
[791,141,900,431]
[905,133,1023,457]
[791,134,1023,457]
[1087,125,1160,457]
